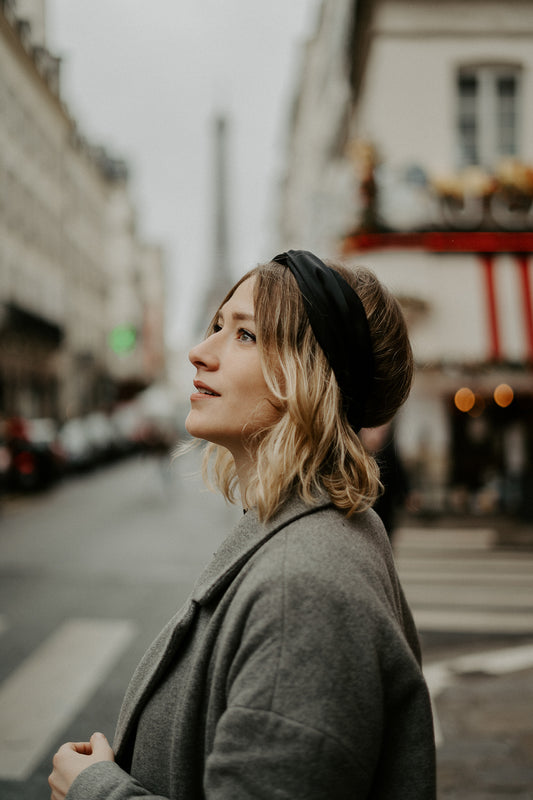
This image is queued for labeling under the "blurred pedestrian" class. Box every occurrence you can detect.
[50,250,435,799]
[361,423,410,541]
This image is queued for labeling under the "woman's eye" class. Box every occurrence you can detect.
[238,328,256,343]
[212,323,222,333]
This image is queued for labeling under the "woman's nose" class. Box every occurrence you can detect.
[188,336,219,370]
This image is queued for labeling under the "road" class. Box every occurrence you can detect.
[0,452,532,799]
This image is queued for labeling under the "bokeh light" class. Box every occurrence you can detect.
[494,383,514,408]
[454,387,475,412]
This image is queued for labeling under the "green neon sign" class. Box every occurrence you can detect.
[109,325,137,354]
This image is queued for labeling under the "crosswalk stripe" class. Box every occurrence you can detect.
[395,528,533,634]
[0,618,136,781]
[396,548,533,572]
[398,570,532,585]
[396,556,533,572]
[412,607,533,633]
[395,527,496,549]
[404,582,533,607]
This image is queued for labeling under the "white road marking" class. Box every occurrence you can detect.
[395,528,533,634]
[405,582,533,607]
[398,569,532,584]
[396,555,533,573]
[0,618,136,781]
[441,642,533,676]
[395,527,497,549]
[413,607,533,633]
[424,643,533,747]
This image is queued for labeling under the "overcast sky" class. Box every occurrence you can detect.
[46,0,319,345]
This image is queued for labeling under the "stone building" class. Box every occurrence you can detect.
[280,0,533,517]
[0,0,166,421]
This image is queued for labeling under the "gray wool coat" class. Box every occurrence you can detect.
[67,492,436,800]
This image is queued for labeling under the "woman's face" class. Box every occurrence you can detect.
[186,277,279,461]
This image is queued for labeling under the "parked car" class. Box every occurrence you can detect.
[0,436,11,496]
[58,417,95,473]
[110,403,146,456]
[83,412,122,464]
[134,384,182,453]
[6,417,65,491]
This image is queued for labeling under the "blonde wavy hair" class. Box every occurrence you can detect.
[200,259,413,522]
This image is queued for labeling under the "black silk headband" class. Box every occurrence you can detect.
[271,249,374,432]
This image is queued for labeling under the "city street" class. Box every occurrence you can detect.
[0,451,532,799]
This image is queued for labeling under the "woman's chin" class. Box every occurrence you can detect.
[184,411,199,438]
[185,412,212,443]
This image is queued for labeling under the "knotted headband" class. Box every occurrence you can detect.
[271,249,374,432]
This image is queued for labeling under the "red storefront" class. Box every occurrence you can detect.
[342,231,533,519]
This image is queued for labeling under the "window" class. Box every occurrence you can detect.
[456,65,521,168]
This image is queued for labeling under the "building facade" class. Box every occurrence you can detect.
[280,0,533,518]
[0,0,166,422]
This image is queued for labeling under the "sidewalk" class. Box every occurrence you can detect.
[433,654,533,799]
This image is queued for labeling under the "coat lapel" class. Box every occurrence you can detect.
[114,492,332,766]
[114,598,198,766]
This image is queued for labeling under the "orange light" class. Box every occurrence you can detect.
[454,387,475,412]
[494,383,514,408]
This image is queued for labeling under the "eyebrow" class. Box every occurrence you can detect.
[217,309,255,323]
[232,312,255,322]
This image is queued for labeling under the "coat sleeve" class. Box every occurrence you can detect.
[205,706,373,800]
[66,760,169,800]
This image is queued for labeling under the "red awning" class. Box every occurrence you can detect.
[342,231,533,254]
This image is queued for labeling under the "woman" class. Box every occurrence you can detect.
[50,250,436,799]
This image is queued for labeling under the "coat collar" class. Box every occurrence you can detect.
[192,490,333,605]
[114,490,332,765]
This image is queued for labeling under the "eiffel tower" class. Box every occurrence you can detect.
[196,113,234,337]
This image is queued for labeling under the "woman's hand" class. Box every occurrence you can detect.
[48,731,114,800]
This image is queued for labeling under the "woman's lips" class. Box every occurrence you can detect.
[192,381,220,398]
